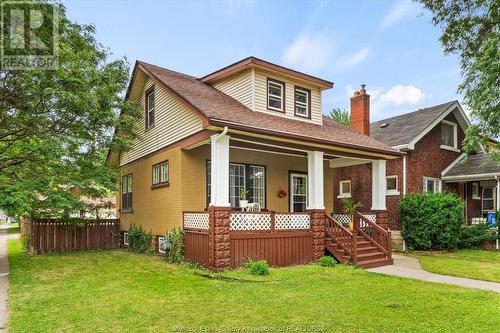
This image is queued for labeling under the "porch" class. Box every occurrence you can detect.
[180,128,396,270]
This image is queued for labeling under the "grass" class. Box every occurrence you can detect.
[412,250,500,283]
[8,239,500,333]
[5,223,19,234]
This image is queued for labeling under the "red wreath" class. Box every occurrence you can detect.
[278,189,288,198]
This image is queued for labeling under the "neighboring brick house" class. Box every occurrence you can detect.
[333,93,500,230]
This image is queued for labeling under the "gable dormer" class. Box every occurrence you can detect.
[200,57,333,125]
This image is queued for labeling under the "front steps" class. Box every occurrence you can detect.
[326,235,393,269]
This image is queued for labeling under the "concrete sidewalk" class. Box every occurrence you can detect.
[0,229,17,333]
[368,254,500,293]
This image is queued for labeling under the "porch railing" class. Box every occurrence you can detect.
[331,212,376,228]
[229,211,311,232]
[325,215,357,263]
[354,212,392,260]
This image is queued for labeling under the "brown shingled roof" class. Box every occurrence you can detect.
[136,61,401,157]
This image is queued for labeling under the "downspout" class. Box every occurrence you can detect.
[213,126,229,141]
[402,155,407,196]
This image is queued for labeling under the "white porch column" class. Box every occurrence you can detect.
[307,151,324,210]
[371,159,387,210]
[496,177,500,211]
[209,131,230,207]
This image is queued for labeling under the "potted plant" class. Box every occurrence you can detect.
[239,188,249,208]
[342,198,362,230]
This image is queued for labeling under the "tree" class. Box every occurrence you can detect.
[327,108,350,126]
[0,2,141,218]
[417,0,499,158]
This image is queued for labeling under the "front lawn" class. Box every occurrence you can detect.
[6,223,19,234]
[8,239,500,333]
[413,249,500,283]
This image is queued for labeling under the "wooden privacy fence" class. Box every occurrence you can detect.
[182,211,313,268]
[29,219,120,254]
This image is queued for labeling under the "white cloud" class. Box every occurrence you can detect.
[282,31,334,73]
[345,84,425,118]
[381,0,419,30]
[379,85,424,105]
[334,47,370,71]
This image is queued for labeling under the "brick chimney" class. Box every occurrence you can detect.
[350,84,370,136]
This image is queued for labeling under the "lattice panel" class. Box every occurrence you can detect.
[275,214,310,230]
[184,213,209,229]
[360,213,377,223]
[331,214,352,227]
[230,213,271,231]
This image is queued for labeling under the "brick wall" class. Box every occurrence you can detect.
[334,112,465,230]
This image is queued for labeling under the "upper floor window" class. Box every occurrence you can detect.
[423,177,441,193]
[122,174,133,211]
[294,86,310,118]
[267,78,285,112]
[338,180,351,198]
[152,161,169,187]
[441,120,457,150]
[145,86,155,128]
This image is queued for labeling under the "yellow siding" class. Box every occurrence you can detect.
[212,69,253,109]
[120,78,204,166]
[254,69,323,125]
[119,146,183,235]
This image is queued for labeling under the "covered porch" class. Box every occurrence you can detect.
[180,128,397,270]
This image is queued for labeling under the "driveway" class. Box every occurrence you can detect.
[368,254,500,293]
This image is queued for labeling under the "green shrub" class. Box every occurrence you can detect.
[127,224,153,254]
[400,192,464,250]
[245,259,270,276]
[163,228,185,264]
[319,256,336,267]
[458,224,497,248]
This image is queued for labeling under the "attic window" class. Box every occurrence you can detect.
[441,120,458,151]
[294,86,310,118]
[380,123,388,128]
[267,78,285,112]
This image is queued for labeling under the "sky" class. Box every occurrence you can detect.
[62,0,465,122]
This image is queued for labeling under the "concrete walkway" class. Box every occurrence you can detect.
[0,227,17,333]
[368,254,500,293]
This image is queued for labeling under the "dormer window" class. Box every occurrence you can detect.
[294,86,310,118]
[145,86,155,128]
[441,120,457,151]
[267,78,285,112]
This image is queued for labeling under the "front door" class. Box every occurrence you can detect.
[290,173,307,212]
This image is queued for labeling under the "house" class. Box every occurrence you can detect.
[333,98,500,233]
[108,57,403,270]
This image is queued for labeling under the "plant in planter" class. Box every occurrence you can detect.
[341,198,362,230]
[239,188,249,208]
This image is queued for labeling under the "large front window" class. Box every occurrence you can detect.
[207,161,266,208]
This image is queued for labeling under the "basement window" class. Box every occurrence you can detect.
[338,180,351,198]
[267,78,285,112]
[158,236,166,254]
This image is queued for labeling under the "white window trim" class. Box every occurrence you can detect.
[440,120,458,151]
[472,182,480,200]
[123,232,129,246]
[423,177,442,193]
[294,87,309,118]
[338,180,352,198]
[158,236,166,254]
[267,79,284,112]
[386,175,400,196]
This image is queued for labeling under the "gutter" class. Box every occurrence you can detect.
[208,119,403,158]
[441,172,500,182]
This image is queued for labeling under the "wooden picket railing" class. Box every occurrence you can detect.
[354,212,392,260]
[29,219,120,254]
[325,215,357,263]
